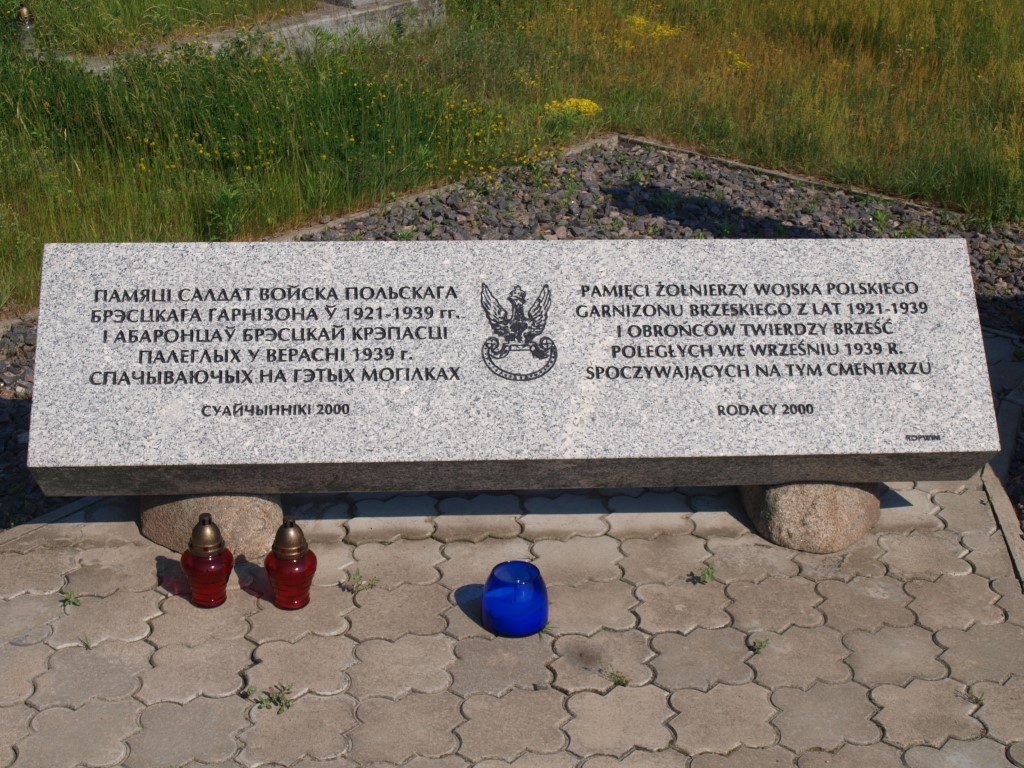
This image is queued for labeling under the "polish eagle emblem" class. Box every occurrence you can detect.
[480,283,558,381]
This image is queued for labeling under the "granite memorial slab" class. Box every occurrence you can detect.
[28,240,999,495]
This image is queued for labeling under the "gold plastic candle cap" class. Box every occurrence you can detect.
[272,516,308,560]
[17,4,31,21]
[188,513,226,556]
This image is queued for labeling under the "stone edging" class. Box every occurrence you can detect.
[985,465,1024,583]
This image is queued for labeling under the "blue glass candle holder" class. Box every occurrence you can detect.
[482,560,548,637]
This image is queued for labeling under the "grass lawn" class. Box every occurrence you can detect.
[2,0,1023,310]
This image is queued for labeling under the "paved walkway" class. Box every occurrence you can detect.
[0,331,1022,767]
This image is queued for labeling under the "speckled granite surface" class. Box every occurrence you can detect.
[29,240,998,495]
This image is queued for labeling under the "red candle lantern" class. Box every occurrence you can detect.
[180,513,233,608]
[264,516,317,609]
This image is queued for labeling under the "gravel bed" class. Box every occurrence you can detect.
[3,138,1022,527]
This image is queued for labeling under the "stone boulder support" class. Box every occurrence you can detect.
[740,483,881,553]
[139,495,282,560]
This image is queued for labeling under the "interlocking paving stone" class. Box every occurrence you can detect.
[934,490,997,533]
[387,757,471,768]
[310,540,356,587]
[0,704,33,768]
[903,737,1016,768]
[602,493,692,540]
[6,471,1024,768]
[47,590,162,648]
[747,626,850,690]
[844,625,945,686]
[435,494,522,542]
[346,496,437,544]
[65,543,168,596]
[816,576,914,632]
[669,683,777,755]
[871,678,982,748]
[916,478,981,494]
[878,531,971,579]
[0,643,50,706]
[688,494,753,538]
[795,742,904,767]
[994,576,1024,626]
[520,494,610,540]
[457,689,568,761]
[549,581,639,635]
[875,488,943,533]
[450,635,555,696]
[296,498,350,531]
[1,594,63,645]
[975,676,1024,744]
[0,550,77,597]
[138,637,253,704]
[155,555,203,598]
[635,581,729,634]
[650,628,753,691]
[532,536,623,586]
[726,576,823,633]
[964,530,1018,577]
[552,629,654,693]
[150,590,257,647]
[124,696,249,768]
[350,692,463,764]
[690,746,796,767]
[1009,741,1024,766]
[290,756,357,768]
[2,503,136,553]
[1,522,84,554]
[348,583,450,641]
[772,681,880,752]
[792,536,886,582]
[352,538,445,589]
[705,536,799,583]
[443,584,491,639]
[478,753,576,768]
[237,693,357,767]
[247,587,354,643]
[12,698,142,768]
[30,639,152,708]
[937,622,1024,684]
[439,538,533,589]
[348,634,454,698]
[619,533,709,585]
[584,749,691,767]
[565,686,673,757]
[603,491,693,540]
[248,634,356,696]
[605,489,691,512]
[905,573,1004,630]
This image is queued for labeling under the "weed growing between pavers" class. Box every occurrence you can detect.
[750,637,771,654]
[243,682,296,714]
[343,568,380,594]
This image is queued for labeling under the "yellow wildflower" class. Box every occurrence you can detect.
[543,98,602,117]
[624,15,682,40]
